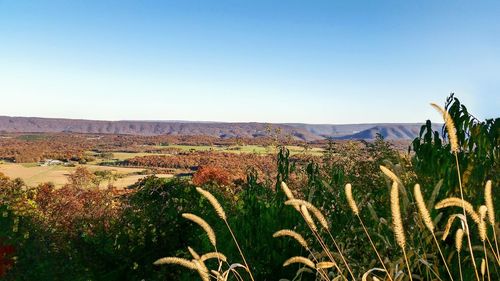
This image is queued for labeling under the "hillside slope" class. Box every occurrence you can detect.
[0,116,440,141]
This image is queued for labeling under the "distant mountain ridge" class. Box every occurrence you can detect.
[0,116,441,141]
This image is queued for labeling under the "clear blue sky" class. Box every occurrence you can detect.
[0,0,498,123]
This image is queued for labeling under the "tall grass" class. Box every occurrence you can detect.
[154,103,498,280]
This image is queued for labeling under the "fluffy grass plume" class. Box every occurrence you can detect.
[273,229,309,249]
[196,187,226,220]
[285,199,329,230]
[192,259,210,281]
[182,213,217,247]
[188,246,201,260]
[282,256,315,269]
[414,184,434,232]
[280,182,295,200]
[380,165,401,183]
[200,252,227,262]
[456,228,464,252]
[300,205,317,232]
[345,183,359,215]
[430,103,459,152]
[442,214,467,240]
[391,181,406,248]
[391,181,413,280]
[478,205,487,242]
[481,259,486,277]
[281,182,299,211]
[316,261,336,269]
[485,180,495,226]
[435,197,480,224]
[153,257,197,270]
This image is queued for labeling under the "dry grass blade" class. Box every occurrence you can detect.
[196,187,227,220]
[153,257,197,270]
[361,268,387,281]
[282,256,315,269]
[286,199,328,230]
[182,213,217,247]
[273,229,309,249]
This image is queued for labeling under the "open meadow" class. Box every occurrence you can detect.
[0,163,172,189]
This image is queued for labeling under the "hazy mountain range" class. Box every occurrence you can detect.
[0,116,441,141]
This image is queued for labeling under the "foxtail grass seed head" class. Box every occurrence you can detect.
[481,259,486,277]
[380,165,401,183]
[281,182,299,211]
[435,197,481,224]
[455,229,464,253]
[414,184,434,232]
[286,199,329,230]
[211,270,222,279]
[188,246,200,260]
[485,180,495,226]
[345,183,359,215]
[479,205,487,241]
[200,252,227,262]
[273,229,309,249]
[391,181,406,248]
[283,256,315,269]
[301,205,317,232]
[153,257,197,270]
[316,261,336,269]
[196,187,226,220]
[442,214,467,240]
[280,182,295,200]
[430,103,459,153]
[182,213,217,247]
[193,259,210,281]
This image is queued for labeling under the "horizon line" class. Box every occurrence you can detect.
[0,115,442,126]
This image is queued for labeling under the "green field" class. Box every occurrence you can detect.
[161,144,325,156]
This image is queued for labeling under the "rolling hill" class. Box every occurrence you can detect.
[0,116,441,141]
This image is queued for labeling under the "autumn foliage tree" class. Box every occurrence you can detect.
[192,166,231,186]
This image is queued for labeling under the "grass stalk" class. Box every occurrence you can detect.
[458,252,463,281]
[223,219,255,281]
[486,237,500,265]
[357,216,394,281]
[431,231,454,280]
[454,154,481,281]
[483,242,491,281]
[325,230,355,280]
[402,247,413,281]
